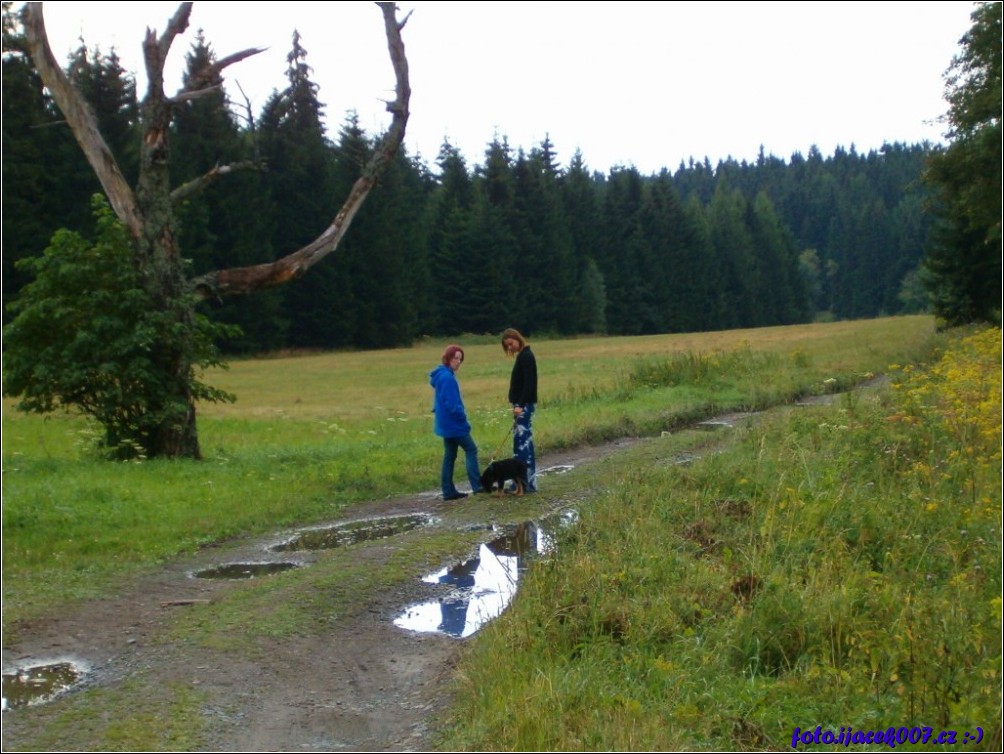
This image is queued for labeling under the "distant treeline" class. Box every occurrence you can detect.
[2,23,935,352]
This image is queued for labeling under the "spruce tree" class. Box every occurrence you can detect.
[426,140,474,334]
[644,171,714,333]
[513,139,576,334]
[465,136,518,332]
[748,191,809,324]
[560,151,606,332]
[333,115,430,348]
[172,30,280,353]
[923,1,1002,325]
[707,183,758,329]
[598,166,649,334]
[260,30,341,348]
[2,5,76,313]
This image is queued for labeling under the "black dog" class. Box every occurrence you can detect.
[479,457,529,496]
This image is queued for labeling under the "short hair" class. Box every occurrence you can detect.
[442,344,464,366]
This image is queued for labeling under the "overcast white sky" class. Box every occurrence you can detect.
[34,1,976,174]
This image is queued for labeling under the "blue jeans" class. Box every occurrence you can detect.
[513,404,537,491]
[441,434,482,497]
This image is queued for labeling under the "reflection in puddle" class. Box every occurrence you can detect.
[272,513,431,552]
[193,561,300,579]
[395,511,578,638]
[2,661,84,710]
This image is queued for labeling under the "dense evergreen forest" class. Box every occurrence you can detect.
[3,20,937,353]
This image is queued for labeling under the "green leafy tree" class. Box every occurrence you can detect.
[3,196,235,459]
[6,3,411,458]
[923,1,1002,325]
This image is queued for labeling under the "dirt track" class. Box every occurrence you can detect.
[1,438,643,752]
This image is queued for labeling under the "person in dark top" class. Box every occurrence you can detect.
[501,328,537,492]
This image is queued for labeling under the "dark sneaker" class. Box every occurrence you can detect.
[443,491,468,501]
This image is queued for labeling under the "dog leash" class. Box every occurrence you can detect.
[489,421,517,462]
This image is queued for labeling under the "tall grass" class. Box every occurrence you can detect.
[3,316,937,633]
[438,326,1002,751]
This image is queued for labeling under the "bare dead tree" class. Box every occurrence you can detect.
[24,1,410,293]
[20,1,412,459]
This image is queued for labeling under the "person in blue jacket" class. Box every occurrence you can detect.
[430,344,484,500]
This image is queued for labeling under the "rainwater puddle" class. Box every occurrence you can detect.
[539,464,575,475]
[394,510,578,638]
[2,661,84,711]
[697,411,759,431]
[193,561,301,579]
[272,513,431,552]
[697,419,735,430]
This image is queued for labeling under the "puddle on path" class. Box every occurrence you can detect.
[394,509,578,638]
[272,513,432,552]
[538,464,575,475]
[696,411,759,431]
[2,661,84,711]
[193,561,301,579]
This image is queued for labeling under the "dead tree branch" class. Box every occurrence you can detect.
[191,1,411,299]
[142,2,193,99]
[22,3,143,238]
[171,161,264,204]
[173,46,267,104]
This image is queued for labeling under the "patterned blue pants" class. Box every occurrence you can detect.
[513,404,537,492]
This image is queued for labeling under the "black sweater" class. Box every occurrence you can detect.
[508,346,538,405]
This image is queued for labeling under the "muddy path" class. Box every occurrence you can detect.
[1,434,650,752]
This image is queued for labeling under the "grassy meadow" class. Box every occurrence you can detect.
[2,316,942,634]
[4,315,1000,750]
[439,325,1002,751]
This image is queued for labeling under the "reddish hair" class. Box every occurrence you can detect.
[441,344,465,366]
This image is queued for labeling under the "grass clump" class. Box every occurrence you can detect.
[439,326,1001,751]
